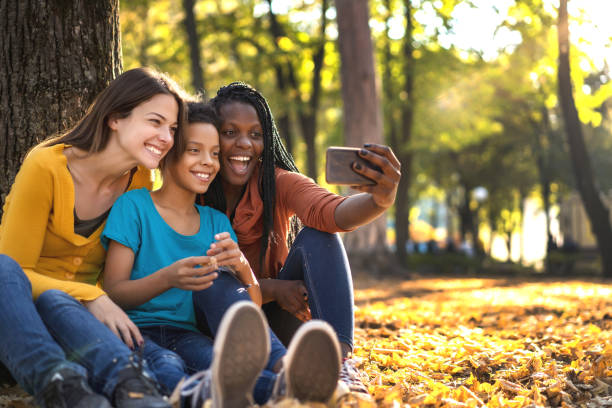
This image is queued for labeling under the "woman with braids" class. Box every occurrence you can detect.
[202,82,401,395]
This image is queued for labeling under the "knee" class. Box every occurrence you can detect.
[36,289,74,312]
[295,227,341,249]
[146,349,186,373]
[0,255,30,287]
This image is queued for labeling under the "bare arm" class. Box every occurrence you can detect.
[334,144,401,230]
[207,232,262,306]
[102,240,218,309]
[259,279,311,322]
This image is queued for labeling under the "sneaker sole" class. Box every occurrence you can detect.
[284,321,341,403]
[212,301,270,408]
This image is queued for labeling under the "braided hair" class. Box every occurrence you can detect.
[205,82,301,272]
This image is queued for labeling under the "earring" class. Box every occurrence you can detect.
[258,156,263,162]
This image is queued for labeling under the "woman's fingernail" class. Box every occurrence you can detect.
[360,149,368,156]
[355,163,362,170]
[364,143,371,147]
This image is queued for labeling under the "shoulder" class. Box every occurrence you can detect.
[197,205,229,222]
[13,143,67,189]
[21,143,65,171]
[274,168,314,189]
[114,188,149,208]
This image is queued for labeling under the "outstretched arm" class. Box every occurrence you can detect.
[334,143,401,230]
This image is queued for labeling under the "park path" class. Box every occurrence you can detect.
[2,273,611,407]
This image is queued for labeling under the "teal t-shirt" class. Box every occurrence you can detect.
[101,188,236,331]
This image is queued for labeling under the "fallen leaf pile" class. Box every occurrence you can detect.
[344,275,612,408]
[1,275,610,408]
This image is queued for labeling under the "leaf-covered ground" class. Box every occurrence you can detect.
[1,274,611,407]
[342,273,612,408]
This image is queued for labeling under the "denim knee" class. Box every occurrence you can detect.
[0,255,31,290]
[36,290,76,315]
[294,227,338,246]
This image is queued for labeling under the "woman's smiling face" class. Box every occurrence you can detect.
[218,101,264,189]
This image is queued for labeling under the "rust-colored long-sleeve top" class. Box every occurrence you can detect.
[229,165,353,279]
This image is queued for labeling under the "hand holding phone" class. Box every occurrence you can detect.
[325,146,380,185]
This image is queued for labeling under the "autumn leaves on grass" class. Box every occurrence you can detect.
[349,277,612,407]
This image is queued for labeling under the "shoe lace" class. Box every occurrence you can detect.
[179,370,212,408]
[270,368,287,401]
[339,359,369,394]
[115,349,163,400]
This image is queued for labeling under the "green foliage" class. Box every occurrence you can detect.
[119,0,612,252]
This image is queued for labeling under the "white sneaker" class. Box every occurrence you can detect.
[336,357,371,400]
[179,301,270,408]
[272,320,341,403]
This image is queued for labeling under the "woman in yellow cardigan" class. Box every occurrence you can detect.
[0,68,184,408]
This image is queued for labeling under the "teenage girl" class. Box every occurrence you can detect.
[98,102,341,407]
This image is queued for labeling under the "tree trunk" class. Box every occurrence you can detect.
[0,0,122,218]
[557,0,612,278]
[299,0,327,181]
[336,0,387,253]
[519,190,526,265]
[393,0,415,267]
[182,0,205,93]
[382,0,406,260]
[458,186,473,243]
[267,0,327,180]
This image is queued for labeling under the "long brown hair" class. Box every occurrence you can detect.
[47,67,188,164]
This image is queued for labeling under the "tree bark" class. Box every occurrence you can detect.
[392,0,415,267]
[0,0,122,218]
[298,0,327,181]
[382,0,405,260]
[534,105,554,272]
[557,0,612,278]
[336,0,387,253]
[182,0,205,94]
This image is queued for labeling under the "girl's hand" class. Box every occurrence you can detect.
[163,256,219,291]
[351,144,401,209]
[273,280,312,322]
[206,232,252,282]
[83,295,143,349]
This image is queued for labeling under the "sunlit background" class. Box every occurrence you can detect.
[120,0,612,270]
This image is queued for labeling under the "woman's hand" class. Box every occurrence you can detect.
[83,295,143,349]
[351,143,401,209]
[162,256,219,291]
[206,232,253,283]
[272,280,311,322]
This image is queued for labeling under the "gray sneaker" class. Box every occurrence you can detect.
[336,358,371,398]
[40,368,112,408]
[272,320,341,403]
[180,301,270,408]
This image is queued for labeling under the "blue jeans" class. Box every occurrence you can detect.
[34,289,160,398]
[262,227,355,349]
[0,255,87,399]
[148,271,285,404]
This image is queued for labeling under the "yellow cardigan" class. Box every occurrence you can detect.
[0,143,153,301]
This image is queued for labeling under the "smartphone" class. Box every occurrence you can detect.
[325,146,378,186]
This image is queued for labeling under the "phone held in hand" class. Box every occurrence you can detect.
[325,146,378,186]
